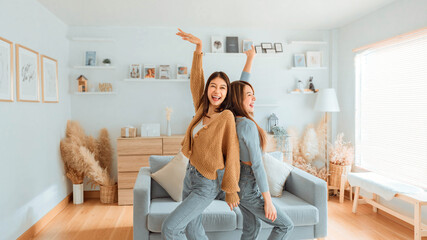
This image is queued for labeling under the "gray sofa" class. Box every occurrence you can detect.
[134,155,327,240]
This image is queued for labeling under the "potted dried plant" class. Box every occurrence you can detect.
[328,133,354,188]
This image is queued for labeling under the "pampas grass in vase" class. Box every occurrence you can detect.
[328,133,354,188]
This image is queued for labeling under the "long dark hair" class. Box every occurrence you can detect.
[199,71,232,118]
[230,80,267,151]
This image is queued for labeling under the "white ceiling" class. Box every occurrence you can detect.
[37,0,397,30]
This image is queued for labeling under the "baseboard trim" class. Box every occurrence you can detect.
[17,193,72,240]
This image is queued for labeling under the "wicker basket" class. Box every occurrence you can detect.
[329,164,351,188]
[100,184,118,204]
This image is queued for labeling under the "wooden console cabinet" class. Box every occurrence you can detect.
[117,135,184,205]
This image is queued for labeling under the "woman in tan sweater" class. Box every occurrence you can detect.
[161,29,251,240]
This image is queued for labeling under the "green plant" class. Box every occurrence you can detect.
[102,58,111,64]
[271,125,288,151]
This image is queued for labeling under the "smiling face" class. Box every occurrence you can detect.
[207,77,228,108]
[242,85,256,114]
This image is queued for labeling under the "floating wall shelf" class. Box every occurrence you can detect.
[74,92,117,95]
[123,79,189,82]
[69,37,116,42]
[73,66,116,69]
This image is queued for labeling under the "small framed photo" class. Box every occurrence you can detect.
[85,51,96,66]
[294,53,306,67]
[144,64,156,79]
[211,36,224,53]
[41,55,59,103]
[254,45,263,54]
[129,64,141,79]
[274,43,283,53]
[261,42,273,49]
[177,65,188,79]
[16,44,40,102]
[242,40,253,52]
[159,65,171,79]
[0,36,14,102]
[306,51,322,67]
[266,49,276,54]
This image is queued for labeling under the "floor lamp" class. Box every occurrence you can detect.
[314,89,340,187]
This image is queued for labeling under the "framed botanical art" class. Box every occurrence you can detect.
[41,55,59,103]
[16,44,40,102]
[144,64,156,79]
[0,36,13,102]
[306,51,322,67]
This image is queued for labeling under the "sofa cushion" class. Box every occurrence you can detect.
[263,152,293,197]
[235,191,319,229]
[149,156,174,199]
[148,198,237,232]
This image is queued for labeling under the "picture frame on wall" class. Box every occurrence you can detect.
[144,64,156,79]
[265,49,276,54]
[177,65,188,79]
[159,65,171,79]
[16,44,40,102]
[226,36,239,53]
[0,36,14,102]
[129,64,141,79]
[261,42,273,49]
[211,36,224,53]
[242,40,253,52]
[274,43,283,53]
[41,55,59,103]
[85,51,96,66]
[254,45,263,54]
[293,53,306,67]
[306,51,322,67]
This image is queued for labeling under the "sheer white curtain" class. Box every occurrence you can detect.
[355,33,427,189]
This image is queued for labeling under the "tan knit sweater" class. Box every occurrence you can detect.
[181,51,240,203]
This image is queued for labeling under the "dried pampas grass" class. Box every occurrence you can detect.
[97,128,112,172]
[300,124,319,163]
[329,133,354,166]
[60,138,85,184]
[293,156,328,181]
[79,146,115,187]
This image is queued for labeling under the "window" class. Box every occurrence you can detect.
[355,31,427,189]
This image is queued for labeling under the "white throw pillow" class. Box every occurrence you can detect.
[151,152,189,201]
[263,152,294,197]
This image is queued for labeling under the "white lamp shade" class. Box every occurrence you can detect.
[314,88,340,112]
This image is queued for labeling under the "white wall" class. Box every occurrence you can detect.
[67,26,333,187]
[336,0,427,224]
[0,0,71,239]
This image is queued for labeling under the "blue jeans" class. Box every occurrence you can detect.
[239,163,294,240]
[162,164,221,240]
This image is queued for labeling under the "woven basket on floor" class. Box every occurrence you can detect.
[329,164,351,188]
[100,184,118,204]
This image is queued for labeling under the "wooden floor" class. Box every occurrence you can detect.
[33,196,425,240]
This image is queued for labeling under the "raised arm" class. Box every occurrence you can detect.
[176,29,204,110]
[240,45,256,82]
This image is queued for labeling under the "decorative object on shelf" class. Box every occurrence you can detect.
[141,123,160,137]
[102,58,111,66]
[0,36,13,102]
[314,88,340,180]
[159,65,171,79]
[274,43,283,53]
[267,113,279,133]
[306,51,322,67]
[121,125,137,138]
[177,65,188,79]
[85,51,96,66]
[144,64,156,79]
[166,107,173,136]
[261,42,273,50]
[242,40,253,52]
[307,76,319,93]
[211,36,224,53]
[98,83,113,92]
[77,75,88,92]
[41,55,59,103]
[226,36,239,53]
[293,53,306,67]
[297,79,305,92]
[129,64,141,79]
[16,44,40,102]
[60,121,115,204]
[254,45,262,54]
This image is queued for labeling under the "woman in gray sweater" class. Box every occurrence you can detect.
[230,47,294,240]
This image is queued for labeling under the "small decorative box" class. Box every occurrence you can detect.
[121,126,136,138]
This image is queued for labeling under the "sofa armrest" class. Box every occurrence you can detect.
[133,167,151,240]
[285,167,327,238]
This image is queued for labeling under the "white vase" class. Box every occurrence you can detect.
[167,120,171,136]
[73,183,84,204]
